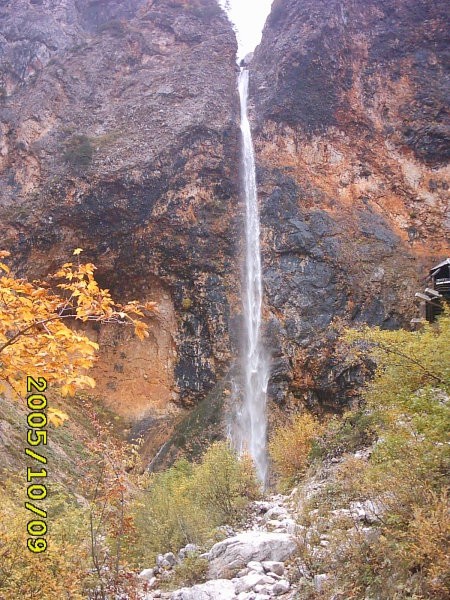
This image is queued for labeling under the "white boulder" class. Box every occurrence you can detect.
[208,532,297,579]
[171,579,236,600]
[234,573,275,594]
[313,573,328,592]
[139,568,155,580]
[247,561,264,574]
[273,579,290,595]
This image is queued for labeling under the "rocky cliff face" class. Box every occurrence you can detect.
[0,0,240,425]
[250,0,449,409]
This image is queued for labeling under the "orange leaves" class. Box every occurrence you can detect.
[0,251,11,273]
[47,407,69,427]
[133,320,149,340]
[0,249,157,399]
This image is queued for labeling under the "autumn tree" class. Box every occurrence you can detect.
[0,249,157,398]
[0,249,157,598]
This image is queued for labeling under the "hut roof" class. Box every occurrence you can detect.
[429,258,450,276]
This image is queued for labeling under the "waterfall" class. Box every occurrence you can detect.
[232,68,269,484]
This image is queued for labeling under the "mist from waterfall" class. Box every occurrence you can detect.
[231,68,270,484]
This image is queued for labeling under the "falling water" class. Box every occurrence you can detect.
[233,68,269,484]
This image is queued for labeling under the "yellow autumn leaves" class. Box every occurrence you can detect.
[0,249,157,402]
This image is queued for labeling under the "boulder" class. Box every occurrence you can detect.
[264,506,288,521]
[313,573,328,592]
[273,580,290,595]
[179,544,198,559]
[261,561,284,576]
[171,579,236,600]
[208,532,297,579]
[163,552,177,566]
[156,554,165,567]
[139,568,155,580]
[247,561,264,573]
[234,573,275,594]
[349,499,383,524]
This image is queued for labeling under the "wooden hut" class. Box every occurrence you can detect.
[424,258,450,322]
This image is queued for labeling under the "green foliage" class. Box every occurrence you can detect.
[0,484,89,600]
[296,313,450,599]
[162,553,209,590]
[310,408,377,461]
[269,413,323,490]
[63,134,94,170]
[193,441,260,522]
[129,442,260,567]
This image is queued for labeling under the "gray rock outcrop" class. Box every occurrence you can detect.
[207,531,297,579]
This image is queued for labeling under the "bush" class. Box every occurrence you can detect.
[129,442,260,567]
[310,408,376,461]
[192,443,260,523]
[294,313,450,599]
[163,553,209,590]
[269,413,323,489]
[0,485,89,600]
[405,489,450,597]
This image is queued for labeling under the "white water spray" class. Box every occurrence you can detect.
[232,68,270,483]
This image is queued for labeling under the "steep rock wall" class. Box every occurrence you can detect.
[0,0,240,423]
[250,0,449,409]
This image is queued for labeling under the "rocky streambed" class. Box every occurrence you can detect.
[138,494,300,599]
[136,447,384,599]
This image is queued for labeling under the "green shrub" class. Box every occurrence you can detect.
[191,442,261,523]
[181,297,192,310]
[311,408,376,461]
[295,313,450,599]
[163,554,208,590]
[0,485,89,600]
[269,413,323,490]
[128,442,260,567]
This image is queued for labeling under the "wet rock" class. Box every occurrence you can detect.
[0,0,240,424]
[250,0,448,409]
